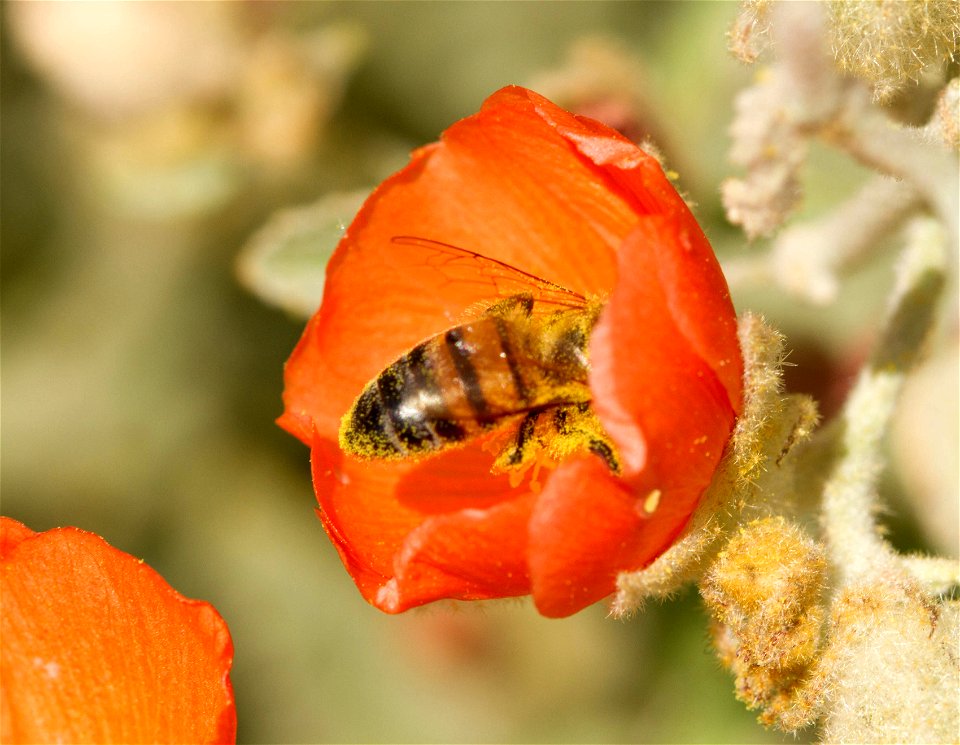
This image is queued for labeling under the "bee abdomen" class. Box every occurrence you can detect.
[339,342,466,458]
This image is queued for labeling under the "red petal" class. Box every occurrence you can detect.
[311,439,533,612]
[590,218,740,479]
[528,457,707,618]
[280,86,672,445]
[527,215,741,617]
[0,518,34,557]
[0,517,235,744]
[639,216,743,416]
[378,493,535,612]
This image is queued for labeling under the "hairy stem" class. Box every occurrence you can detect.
[819,219,947,582]
[828,98,960,251]
[723,176,922,302]
[901,555,960,595]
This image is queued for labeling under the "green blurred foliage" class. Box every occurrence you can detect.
[7,1,932,741]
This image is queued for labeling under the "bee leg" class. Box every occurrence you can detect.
[548,404,621,475]
[587,438,621,475]
[553,406,571,435]
[508,409,542,465]
[494,405,622,476]
[492,409,544,473]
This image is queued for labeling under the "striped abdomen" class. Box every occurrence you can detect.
[339,309,594,460]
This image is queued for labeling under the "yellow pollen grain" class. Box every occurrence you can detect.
[643,489,662,515]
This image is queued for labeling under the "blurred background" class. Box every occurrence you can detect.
[2,2,954,742]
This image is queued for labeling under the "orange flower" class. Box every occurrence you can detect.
[281,86,743,617]
[0,517,236,743]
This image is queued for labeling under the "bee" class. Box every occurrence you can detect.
[338,237,620,476]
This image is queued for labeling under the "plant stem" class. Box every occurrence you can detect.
[819,219,947,583]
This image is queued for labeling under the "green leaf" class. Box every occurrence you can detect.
[237,189,370,317]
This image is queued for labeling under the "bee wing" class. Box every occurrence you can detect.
[390,236,587,312]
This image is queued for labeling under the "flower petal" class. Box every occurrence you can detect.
[546,99,743,412]
[527,214,742,617]
[590,218,740,479]
[528,456,707,618]
[641,217,743,415]
[0,518,33,555]
[0,517,235,744]
[312,438,533,611]
[377,493,536,612]
[280,86,666,446]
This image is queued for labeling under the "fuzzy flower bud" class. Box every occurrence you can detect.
[728,0,773,64]
[816,573,960,741]
[829,0,960,102]
[721,68,807,239]
[701,516,827,727]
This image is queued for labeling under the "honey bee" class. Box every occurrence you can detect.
[338,237,620,476]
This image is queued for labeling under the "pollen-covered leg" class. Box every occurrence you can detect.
[586,438,620,475]
[491,403,621,477]
[548,403,621,474]
[491,409,546,473]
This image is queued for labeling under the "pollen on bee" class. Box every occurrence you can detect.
[642,488,662,515]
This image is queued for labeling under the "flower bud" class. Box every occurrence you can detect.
[701,516,827,726]
[829,0,960,102]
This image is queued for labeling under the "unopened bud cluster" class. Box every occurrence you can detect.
[729,1,959,103]
[701,517,826,727]
[829,0,960,102]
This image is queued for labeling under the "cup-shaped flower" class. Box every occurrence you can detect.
[281,86,743,617]
[0,517,236,744]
